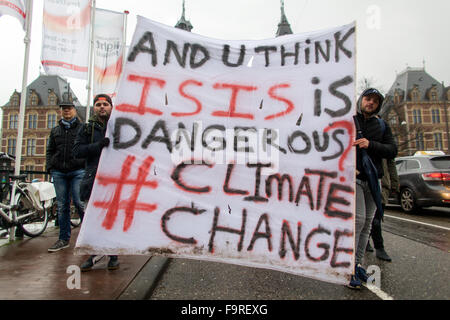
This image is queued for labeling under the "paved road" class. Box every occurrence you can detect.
[147,206,450,300]
[1,206,448,302]
[383,205,450,252]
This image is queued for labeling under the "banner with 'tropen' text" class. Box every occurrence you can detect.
[75,15,356,285]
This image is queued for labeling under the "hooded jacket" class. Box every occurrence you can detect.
[355,90,397,180]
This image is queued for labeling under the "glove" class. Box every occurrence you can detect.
[99,137,110,148]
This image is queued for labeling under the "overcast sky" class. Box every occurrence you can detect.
[1,0,449,107]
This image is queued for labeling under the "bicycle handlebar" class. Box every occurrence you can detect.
[0,152,15,161]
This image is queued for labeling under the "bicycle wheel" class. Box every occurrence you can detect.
[16,189,49,237]
[70,205,81,228]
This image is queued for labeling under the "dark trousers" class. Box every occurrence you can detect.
[370,204,385,249]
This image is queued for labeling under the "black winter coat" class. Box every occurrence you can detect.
[73,117,108,201]
[355,113,397,181]
[46,118,84,173]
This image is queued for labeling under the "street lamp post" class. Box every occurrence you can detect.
[400,121,411,156]
[442,82,450,155]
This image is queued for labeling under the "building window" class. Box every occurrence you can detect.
[415,133,425,150]
[28,114,38,129]
[431,90,438,101]
[48,93,57,106]
[47,113,57,129]
[7,138,16,156]
[9,114,18,129]
[389,113,397,127]
[11,94,19,106]
[433,133,443,150]
[30,94,38,106]
[412,90,420,102]
[26,139,36,156]
[431,109,441,124]
[413,109,422,124]
[25,163,35,181]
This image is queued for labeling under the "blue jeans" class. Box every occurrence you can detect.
[51,169,85,241]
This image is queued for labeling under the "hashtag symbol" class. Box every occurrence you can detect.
[93,156,158,232]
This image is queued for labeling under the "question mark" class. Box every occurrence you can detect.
[324,120,354,182]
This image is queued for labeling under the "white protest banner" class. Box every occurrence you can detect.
[41,0,91,80]
[93,8,125,98]
[75,16,356,285]
[0,0,26,30]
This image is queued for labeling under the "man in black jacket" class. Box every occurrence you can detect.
[73,94,118,271]
[348,88,397,289]
[47,101,85,252]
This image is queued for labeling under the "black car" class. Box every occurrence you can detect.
[392,154,450,213]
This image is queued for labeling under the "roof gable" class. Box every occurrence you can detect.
[387,67,444,102]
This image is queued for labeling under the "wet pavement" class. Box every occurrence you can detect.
[0,226,152,300]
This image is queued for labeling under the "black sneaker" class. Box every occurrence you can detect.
[80,255,104,272]
[346,275,362,290]
[366,242,374,252]
[376,249,392,262]
[48,239,69,252]
[107,256,120,270]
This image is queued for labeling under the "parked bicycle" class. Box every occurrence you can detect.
[0,153,56,239]
[0,175,56,238]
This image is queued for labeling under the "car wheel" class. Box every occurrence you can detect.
[400,188,418,213]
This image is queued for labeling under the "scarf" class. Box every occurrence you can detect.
[61,117,77,129]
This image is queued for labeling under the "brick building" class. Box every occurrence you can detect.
[380,67,450,157]
[1,74,86,179]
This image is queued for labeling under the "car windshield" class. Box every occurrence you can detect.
[430,156,450,169]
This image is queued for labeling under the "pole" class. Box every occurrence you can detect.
[114,10,129,100]
[11,0,33,241]
[85,0,96,122]
[14,0,33,177]
[122,10,129,72]
[442,82,450,154]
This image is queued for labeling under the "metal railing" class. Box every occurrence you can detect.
[0,170,51,183]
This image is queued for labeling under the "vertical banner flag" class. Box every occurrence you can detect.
[41,0,91,80]
[0,0,26,30]
[75,16,356,285]
[93,8,125,98]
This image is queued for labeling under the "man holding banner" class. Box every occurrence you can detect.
[73,94,119,271]
[350,88,397,289]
